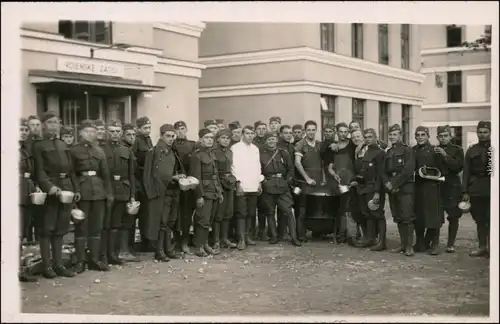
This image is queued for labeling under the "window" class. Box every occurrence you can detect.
[446,25,462,47]
[58,20,112,44]
[36,90,47,117]
[378,24,389,65]
[447,71,462,103]
[352,98,365,130]
[401,24,410,70]
[352,23,364,58]
[320,95,336,139]
[379,102,389,143]
[402,104,411,145]
[449,126,463,147]
[320,23,335,52]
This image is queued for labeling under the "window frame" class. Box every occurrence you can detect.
[320,95,337,140]
[352,23,364,59]
[320,23,335,53]
[401,104,411,145]
[378,24,389,65]
[446,25,463,48]
[447,71,463,103]
[401,24,410,70]
[351,98,366,130]
[379,102,389,143]
[58,20,113,45]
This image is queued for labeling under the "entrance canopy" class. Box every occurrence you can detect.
[28,70,165,96]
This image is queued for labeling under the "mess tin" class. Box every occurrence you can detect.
[126,201,141,215]
[368,199,380,211]
[58,191,75,204]
[30,192,47,205]
[458,201,471,213]
[70,208,85,224]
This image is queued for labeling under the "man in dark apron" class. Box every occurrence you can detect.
[190,128,223,257]
[19,118,38,282]
[33,111,80,278]
[413,126,445,255]
[143,124,184,262]
[253,120,268,241]
[462,121,491,258]
[294,120,323,243]
[435,125,464,253]
[70,120,113,273]
[382,124,415,257]
[133,117,154,252]
[277,125,295,241]
[173,121,196,254]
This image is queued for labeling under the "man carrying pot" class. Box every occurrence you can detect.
[101,120,138,263]
[190,128,223,256]
[33,111,80,278]
[143,124,184,262]
[70,120,113,273]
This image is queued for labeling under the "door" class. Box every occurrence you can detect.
[105,96,132,124]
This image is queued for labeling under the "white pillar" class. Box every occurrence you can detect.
[389,24,402,69]
[365,100,379,131]
[336,96,353,124]
[410,25,421,72]
[389,102,402,126]
[335,23,352,57]
[363,24,379,63]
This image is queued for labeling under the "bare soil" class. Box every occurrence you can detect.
[21,215,490,317]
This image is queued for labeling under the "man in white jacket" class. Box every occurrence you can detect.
[231,125,263,250]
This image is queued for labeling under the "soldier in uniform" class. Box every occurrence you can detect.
[462,121,491,258]
[33,111,80,278]
[19,118,38,282]
[101,121,138,263]
[382,124,415,257]
[205,119,219,135]
[253,120,268,150]
[216,119,226,131]
[27,115,43,139]
[213,129,238,251]
[173,121,196,253]
[253,120,268,240]
[277,125,295,241]
[294,120,323,242]
[292,124,304,143]
[413,126,445,255]
[269,116,282,134]
[133,116,154,252]
[60,126,75,148]
[143,124,184,262]
[121,123,138,251]
[69,120,113,273]
[94,119,107,146]
[190,128,223,257]
[260,132,301,246]
[229,121,242,147]
[351,128,386,250]
[435,125,464,253]
[122,123,137,148]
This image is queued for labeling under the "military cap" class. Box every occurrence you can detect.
[323,124,335,131]
[264,132,278,140]
[107,120,122,128]
[60,126,74,136]
[437,125,452,134]
[477,121,491,130]
[292,124,303,131]
[269,116,281,124]
[122,123,135,132]
[198,128,212,138]
[228,121,242,131]
[217,128,232,139]
[136,116,151,128]
[388,124,402,133]
[79,119,96,131]
[20,118,29,127]
[41,111,58,123]
[215,119,224,124]
[254,120,266,129]
[415,126,429,136]
[160,124,175,134]
[204,119,217,127]
[363,128,377,136]
[27,115,40,122]
[93,119,105,127]
[174,121,187,129]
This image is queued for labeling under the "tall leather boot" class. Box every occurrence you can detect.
[414,226,426,252]
[357,219,375,247]
[119,229,138,262]
[51,236,75,277]
[428,228,441,256]
[245,217,257,246]
[108,229,124,265]
[221,220,237,249]
[88,237,111,271]
[99,230,110,266]
[203,227,216,255]
[236,218,246,250]
[370,219,387,251]
[155,230,169,262]
[336,214,347,244]
[287,211,301,246]
[424,228,434,251]
[390,224,405,253]
[181,233,191,254]
[277,211,287,241]
[470,224,488,257]
[297,206,307,242]
[211,222,222,254]
[267,214,278,244]
[40,236,57,279]
[446,219,459,253]
[73,238,87,273]
[195,225,208,257]
[165,228,181,259]
[404,223,415,257]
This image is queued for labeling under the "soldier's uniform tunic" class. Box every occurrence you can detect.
[277,137,296,240]
[253,135,268,239]
[20,139,36,242]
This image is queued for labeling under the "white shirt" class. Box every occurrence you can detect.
[231,141,262,193]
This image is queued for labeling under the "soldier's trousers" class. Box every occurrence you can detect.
[194,198,219,229]
[261,192,296,238]
[177,190,195,238]
[76,200,106,239]
[388,193,415,224]
[470,196,490,227]
[215,189,234,222]
[256,195,267,235]
[102,201,135,231]
[235,193,258,236]
[38,196,72,237]
[358,192,386,220]
[20,205,32,241]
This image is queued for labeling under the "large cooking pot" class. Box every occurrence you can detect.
[304,183,340,235]
[30,192,47,205]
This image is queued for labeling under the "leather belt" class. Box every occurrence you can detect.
[59,173,67,179]
[113,175,121,181]
[203,174,218,180]
[82,171,97,176]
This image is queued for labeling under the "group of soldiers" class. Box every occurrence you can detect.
[18,112,492,283]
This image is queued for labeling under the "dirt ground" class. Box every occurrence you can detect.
[21,215,490,317]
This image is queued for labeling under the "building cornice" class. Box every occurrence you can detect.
[420,64,491,74]
[153,22,206,38]
[420,46,492,56]
[422,102,491,109]
[422,121,484,127]
[199,81,425,106]
[199,47,426,83]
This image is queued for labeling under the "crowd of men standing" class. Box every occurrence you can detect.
[18,112,491,283]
